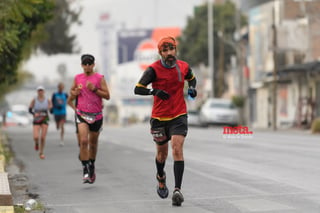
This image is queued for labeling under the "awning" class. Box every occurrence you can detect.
[266,61,320,78]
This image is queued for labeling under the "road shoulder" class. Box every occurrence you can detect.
[0,129,14,213]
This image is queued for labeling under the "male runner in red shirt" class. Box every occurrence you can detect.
[134,36,197,206]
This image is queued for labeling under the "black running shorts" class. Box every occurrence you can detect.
[54,114,66,123]
[76,114,103,132]
[150,114,188,145]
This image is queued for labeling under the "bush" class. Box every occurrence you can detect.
[311,118,320,133]
[232,95,245,108]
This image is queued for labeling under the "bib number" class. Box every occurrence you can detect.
[151,127,167,143]
[34,112,47,123]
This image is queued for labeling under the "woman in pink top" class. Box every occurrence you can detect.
[69,54,110,184]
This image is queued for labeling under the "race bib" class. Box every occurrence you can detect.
[151,127,167,143]
[34,112,48,123]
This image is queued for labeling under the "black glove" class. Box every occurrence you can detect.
[150,89,170,100]
[188,87,197,98]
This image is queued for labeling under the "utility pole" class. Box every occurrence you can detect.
[272,1,278,131]
[218,29,224,98]
[208,0,214,98]
[235,2,243,97]
[235,1,245,125]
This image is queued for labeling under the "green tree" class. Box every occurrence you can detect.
[36,0,82,54]
[178,0,247,97]
[0,0,81,102]
[0,0,54,100]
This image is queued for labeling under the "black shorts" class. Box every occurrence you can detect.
[54,114,66,123]
[76,114,103,132]
[74,113,79,133]
[150,114,188,145]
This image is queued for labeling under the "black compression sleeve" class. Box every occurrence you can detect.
[138,67,156,85]
[188,77,197,88]
[134,67,156,95]
[185,67,196,88]
[134,86,151,95]
[28,107,34,115]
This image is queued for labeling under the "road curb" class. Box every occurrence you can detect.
[0,129,14,213]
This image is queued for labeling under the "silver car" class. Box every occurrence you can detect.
[6,104,32,126]
[199,98,239,127]
[187,110,201,126]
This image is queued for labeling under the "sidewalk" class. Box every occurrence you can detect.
[0,129,14,213]
[252,126,314,135]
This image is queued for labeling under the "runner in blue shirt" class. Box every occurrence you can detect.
[51,82,68,146]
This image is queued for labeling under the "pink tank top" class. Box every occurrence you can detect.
[75,72,104,120]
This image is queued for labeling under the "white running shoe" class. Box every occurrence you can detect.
[83,173,90,183]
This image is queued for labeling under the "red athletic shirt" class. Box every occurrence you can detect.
[148,60,194,121]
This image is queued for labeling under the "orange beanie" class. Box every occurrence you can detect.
[157,36,177,52]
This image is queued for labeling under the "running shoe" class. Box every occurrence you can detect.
[83,166,91,184]
[172,189,184,206]
[39,154,45,159]
[35,143,39,151]
[89,173,96,184]
[83,173,90,183]
[89,164,96,184]
[156,172,169,199]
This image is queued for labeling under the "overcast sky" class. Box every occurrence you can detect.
[23,0,207,83]
[72,0,206,54]
[24,0,246,84]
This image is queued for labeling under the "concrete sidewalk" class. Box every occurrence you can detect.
[0,129,14,213]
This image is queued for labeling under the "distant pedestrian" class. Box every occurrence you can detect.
[51,82,68,146]
[70,54,110,184]
[28,86,52,159]
[134,36,197,206]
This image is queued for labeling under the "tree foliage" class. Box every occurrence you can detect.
[0,1,54,80]
[178,0,247,69]
[0,0,81,102]
[36,0,82,54]
[0,0,54,100]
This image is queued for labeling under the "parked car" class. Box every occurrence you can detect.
[187,110,201,126]
[199,98,239,127]
[6,104,32,126]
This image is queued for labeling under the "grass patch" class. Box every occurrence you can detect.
[0,134,13,166]
[14,201,45,212]
[13,204,24,213]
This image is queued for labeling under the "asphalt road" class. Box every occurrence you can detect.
[4,122,320,213]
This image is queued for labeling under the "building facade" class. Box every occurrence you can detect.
[246,0,320,129]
